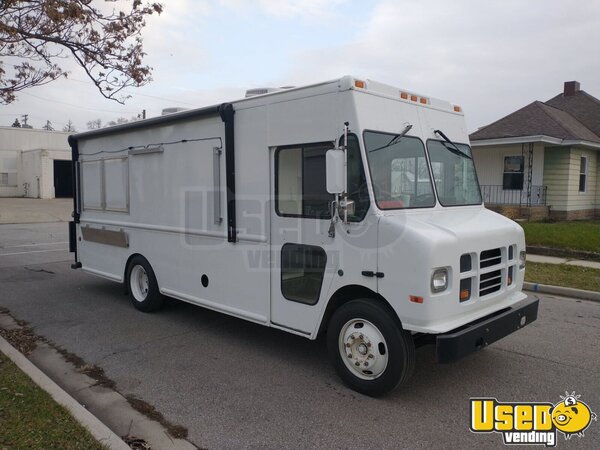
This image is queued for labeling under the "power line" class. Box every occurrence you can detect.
[20,91,139,114]
[65,77,200,107]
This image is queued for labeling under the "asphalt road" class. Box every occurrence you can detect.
[1,222,599,449]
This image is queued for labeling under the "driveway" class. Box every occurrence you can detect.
[0,198,72,224]
[1,222,599,449]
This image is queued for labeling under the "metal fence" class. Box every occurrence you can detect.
[480,185,547,206]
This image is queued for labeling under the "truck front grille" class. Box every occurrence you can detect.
[479,269,502,296]
[480,248,502,268]
[459,246,518,302]
[478,247,503,297]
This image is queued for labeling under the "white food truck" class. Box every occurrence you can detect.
[68,76,538,396]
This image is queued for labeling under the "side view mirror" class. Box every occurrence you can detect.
[326,149,345,194]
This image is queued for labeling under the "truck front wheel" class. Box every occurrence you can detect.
[126,256,164,312]
[327,299,415,397]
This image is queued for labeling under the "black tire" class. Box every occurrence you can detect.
[327,299,415,397]
[126,255,164,312]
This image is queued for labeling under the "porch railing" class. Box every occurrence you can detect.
[480,185,547,206]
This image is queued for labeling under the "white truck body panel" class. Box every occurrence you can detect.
[70,76,527,340]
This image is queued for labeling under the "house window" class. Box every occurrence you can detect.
[579,156,588,192]
[503,156,524,190]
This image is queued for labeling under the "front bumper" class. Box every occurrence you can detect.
[435,297,539,363]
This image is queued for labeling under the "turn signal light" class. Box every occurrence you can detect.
[354,80,366,89]
[409,295,424,304]
[460,289,470,301]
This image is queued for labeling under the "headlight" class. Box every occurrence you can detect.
[431,268,449,293]
[519,250,526,269]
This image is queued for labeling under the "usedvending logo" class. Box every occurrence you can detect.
[470,392,597,446]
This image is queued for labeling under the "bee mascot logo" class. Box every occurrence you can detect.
[470,392,596,446]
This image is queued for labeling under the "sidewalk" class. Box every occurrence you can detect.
[527,254,600,270]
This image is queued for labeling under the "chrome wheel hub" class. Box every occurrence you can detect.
[130,265,149,302]
[339,319,388,380]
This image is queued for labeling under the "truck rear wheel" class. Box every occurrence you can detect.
[327,299,415,397]
[126,256,164,312]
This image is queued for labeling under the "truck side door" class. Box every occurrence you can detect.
[269,136,376,335]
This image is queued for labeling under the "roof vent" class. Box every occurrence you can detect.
[245,87,280,98]
[161,107,188,116]
[564,81,580,97]
[245,86,295,98]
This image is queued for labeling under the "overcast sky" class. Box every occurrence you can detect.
[2,0,600,133]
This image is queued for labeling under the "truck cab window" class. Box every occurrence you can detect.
[364,131,435,209]
[340,134,370,221]
[427,140,482,206]
[276,143,333,219]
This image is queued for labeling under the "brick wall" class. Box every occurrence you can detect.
[549,209,599,220]
[486,204,550,221]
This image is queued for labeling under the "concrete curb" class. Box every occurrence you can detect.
[0,335,130,450]
[523,282,600,302]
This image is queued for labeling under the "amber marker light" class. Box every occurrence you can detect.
[460,289,470,301]
[400,92,408,99]
[410,94,418,102]
[453,105,462,112]
[354,80,366,89]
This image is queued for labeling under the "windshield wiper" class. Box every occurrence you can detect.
[370,124,413,152]
[434,129,472,159]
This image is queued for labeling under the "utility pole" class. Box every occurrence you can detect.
[20,114,32,129]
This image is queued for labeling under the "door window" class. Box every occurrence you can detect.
[281,243,327,305]
[340,134,370,221]
[276,143,333,219]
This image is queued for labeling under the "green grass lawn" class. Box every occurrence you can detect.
[0,353,102,449]
[521,221,600,253]
[525,261,600,292]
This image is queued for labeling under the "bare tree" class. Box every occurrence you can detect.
[42,119,54,131]
[106,116,129,127]
[0,0,163,105]
[86,118,102,129]
[63,119,76,132]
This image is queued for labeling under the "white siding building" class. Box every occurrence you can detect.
[0,127,71,198]
[470,81,600,220]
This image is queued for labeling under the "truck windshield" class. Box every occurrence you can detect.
[364,131,436,209]
[427,140,482,206]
